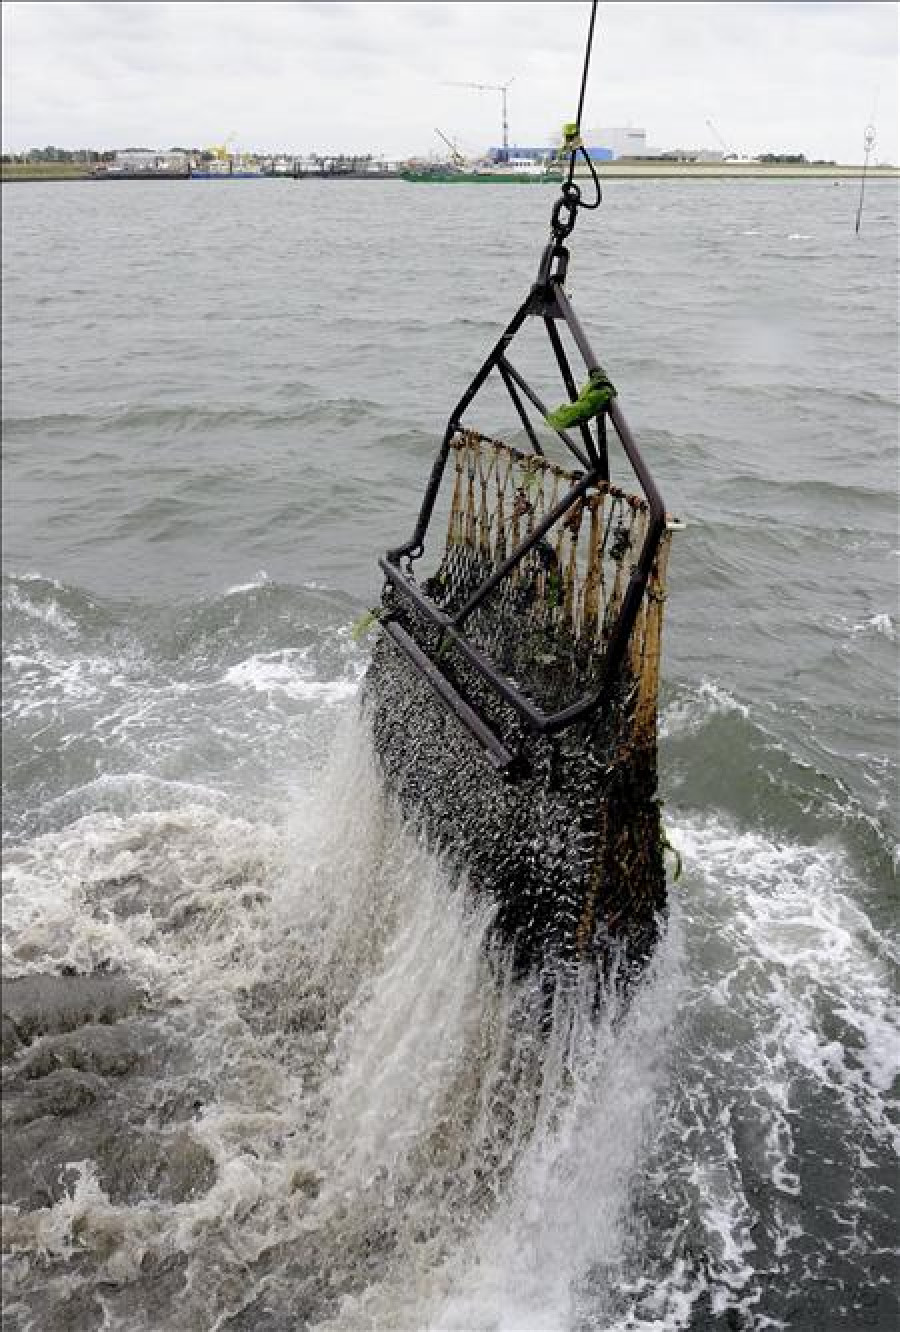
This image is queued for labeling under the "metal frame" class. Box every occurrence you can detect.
[378,254,666,769]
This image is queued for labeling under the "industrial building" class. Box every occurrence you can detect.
[112,149,190,174]
[490,127,649,163]
[583,126,649,158]
[488,143,613,163]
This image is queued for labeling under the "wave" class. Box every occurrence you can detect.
[1,396,387,439]
[2,571,369,846]
[595,811,899,1329]
[223,649,363,705]
[839,611,897,643]
[659,678,897,878]
[2,713,897,1330]
[0,711,684,1331]
[660,678,749,738]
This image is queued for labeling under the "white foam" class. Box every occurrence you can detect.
[830,611,899,643]
[2,709,684,1332]
[223,569,271,596]
[4,585,78,637]
[562,815,900,1328]
[5,571,65,588]
[223,650,362,704]
[1,804,282,980]
[671,817,900,1155]
[3,1161,111,1262]
[660,679,748,739]
[852,612,897,642]
[4,711,896,1330]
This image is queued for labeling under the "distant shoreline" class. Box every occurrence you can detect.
[3,161,898,183]
[582,163,898,180]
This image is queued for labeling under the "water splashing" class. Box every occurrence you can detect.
[2,708,682,1331]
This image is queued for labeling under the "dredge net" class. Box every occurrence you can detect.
[365,427,672,974]
[429,429,668,735]
[361,2,674,978]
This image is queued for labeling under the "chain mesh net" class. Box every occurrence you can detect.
[365,427,672,974]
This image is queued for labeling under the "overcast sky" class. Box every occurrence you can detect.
[2,1,897,164]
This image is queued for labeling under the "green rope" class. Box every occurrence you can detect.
[545,367,616,431]
[561,122,582,154]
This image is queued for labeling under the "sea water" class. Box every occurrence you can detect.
[2,177,898,1330]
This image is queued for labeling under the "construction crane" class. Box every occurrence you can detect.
[444,79,514,157]
[434,128,467,167]
[706,118,736,161]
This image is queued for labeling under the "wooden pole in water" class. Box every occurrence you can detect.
[855,124,876,235]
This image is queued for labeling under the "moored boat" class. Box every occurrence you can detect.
[401,157,563,184]
[90,165,191,180]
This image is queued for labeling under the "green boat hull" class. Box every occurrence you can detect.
[400,170,562,184]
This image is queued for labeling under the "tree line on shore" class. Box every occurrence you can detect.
[3,146,236,165]
[5,146,841,168]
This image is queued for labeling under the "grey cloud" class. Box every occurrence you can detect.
[2,1,896,163]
